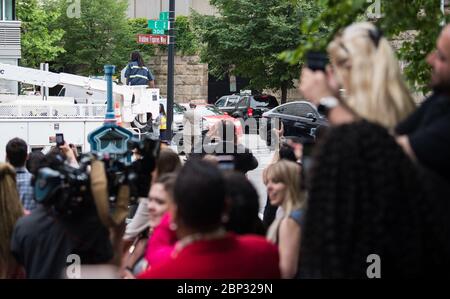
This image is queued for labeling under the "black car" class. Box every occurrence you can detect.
[260,101,329,146]
[214,93,279,133]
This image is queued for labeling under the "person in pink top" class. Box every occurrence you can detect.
[122,174,177,277]
[139,160,280,279]
[145,212,177,267]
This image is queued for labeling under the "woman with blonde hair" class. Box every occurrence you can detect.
[301,22,415,130]
[265,160,305,278]
[0,163,24,278]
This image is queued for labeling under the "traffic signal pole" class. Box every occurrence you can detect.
[167,0,175,142]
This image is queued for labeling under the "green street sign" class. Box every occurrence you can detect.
[152,28,165,35]
[160,12,169,20]
[148,20,170,30]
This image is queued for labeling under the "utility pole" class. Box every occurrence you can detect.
[167,0,175,142]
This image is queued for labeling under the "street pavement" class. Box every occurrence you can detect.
[241,133,274,216]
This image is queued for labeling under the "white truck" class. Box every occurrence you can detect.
[0,63,160,161]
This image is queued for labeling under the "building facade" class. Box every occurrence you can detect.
[0,0,20,94]
[127,0,217,19]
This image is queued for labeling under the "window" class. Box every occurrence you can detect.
[225,96,239,107]
[215,96,227,107]
[199,105,223,116]
[1,0,15,21]
[237,97,249,108]
[276,102,317,118]
[173,103,185,114]
[251,96,278,109]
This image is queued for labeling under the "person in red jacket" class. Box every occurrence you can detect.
[139,160,280,279]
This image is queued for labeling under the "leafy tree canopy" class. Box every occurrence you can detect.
[17,0,65,68]
[282,0,449,93]
[192,0,321,103]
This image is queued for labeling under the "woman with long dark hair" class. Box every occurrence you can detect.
[299,121,447,278]
[125,51,155,87]
[0,163,24,278]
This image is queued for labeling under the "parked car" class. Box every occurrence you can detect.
[214,93,279,133]
[175,104,243,154]
[159,97,187,133]
[260,101,329,146]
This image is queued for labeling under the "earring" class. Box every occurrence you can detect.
[169,222,178,231]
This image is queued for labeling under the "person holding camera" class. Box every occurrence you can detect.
[191,120,258,174]
[300,22,415,130]
[298,22,450,278]
[10,151,114,278]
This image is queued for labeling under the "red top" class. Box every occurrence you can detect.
[138,233,280,279]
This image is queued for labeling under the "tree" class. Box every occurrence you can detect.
[173,16,200,56]
[16,0,65,68]
[192,0,321,103]
[283,0,449,93]
[53,0,132,76]
[126,18,156,64]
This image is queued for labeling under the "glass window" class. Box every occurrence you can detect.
[237,97,249,108]
[225,96,239,107]
[215,96,227,107]
[173,103,185,114]
[198,105,223,116]
[251,96,278,108]
[276,102,317,118]
[4,0,15,20]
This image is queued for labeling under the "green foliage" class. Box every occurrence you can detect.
[193,0,321,102]
[283,0,449,93]
[127,18,156,63]
[173,16,200,55]
[380,1,448,92]
[17,0,65,68]
[53,0,132,76]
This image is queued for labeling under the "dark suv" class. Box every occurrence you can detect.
[214,94,278,133]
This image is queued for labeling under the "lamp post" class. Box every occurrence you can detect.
[104,65,116,123]
[166,0,175,142]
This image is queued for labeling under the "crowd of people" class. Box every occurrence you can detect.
[0,21,450,279]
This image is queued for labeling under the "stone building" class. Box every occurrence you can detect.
[147,50,208,103]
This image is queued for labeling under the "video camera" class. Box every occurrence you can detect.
[34,137,160,219]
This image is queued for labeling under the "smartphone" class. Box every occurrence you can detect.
[305,51,329,72]
[55,133,65,147]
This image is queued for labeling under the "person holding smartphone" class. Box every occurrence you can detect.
[54,134,79,168]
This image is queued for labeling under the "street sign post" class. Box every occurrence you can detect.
[137,34,169,45]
